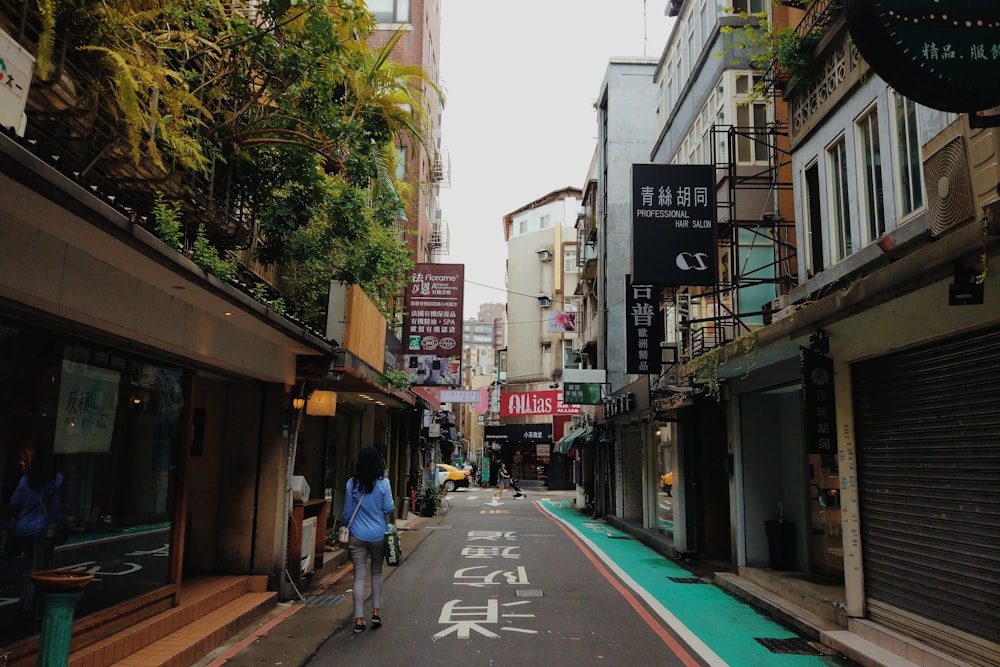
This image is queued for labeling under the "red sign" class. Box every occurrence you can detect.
[500,390,581,417]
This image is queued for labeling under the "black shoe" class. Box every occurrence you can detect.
[371,614,382,628]
[353,621,365,634]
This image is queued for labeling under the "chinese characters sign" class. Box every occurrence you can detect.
[500,390,580,417]
[800,347,837,454]
[55,360,119,453]
[403,264,464,386]
[625,276,664,375]
[631,164,717,286]
[845,0,1000,112]
[484,424,554,444]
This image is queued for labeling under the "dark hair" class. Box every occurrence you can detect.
[351,447,385,494]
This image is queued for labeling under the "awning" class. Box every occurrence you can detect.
[555,427,593,453]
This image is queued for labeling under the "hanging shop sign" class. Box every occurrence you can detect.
[484,424,553,444]
[403,263,464,386]
[625,276,665,375]
[845,0,1000,112]
[500,390,580,417]
[631,163,717,286]
[800,347,837,454]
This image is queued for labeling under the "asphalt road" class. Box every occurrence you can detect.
[311,487,698,665]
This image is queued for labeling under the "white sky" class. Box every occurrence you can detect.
[438,1,676,318]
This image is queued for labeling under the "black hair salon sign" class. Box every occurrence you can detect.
[845,0,1000,112]
[631,164,717,286]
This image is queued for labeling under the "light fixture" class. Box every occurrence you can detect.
[292,396,306,411]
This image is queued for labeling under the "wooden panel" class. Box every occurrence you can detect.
[342,285,387,371]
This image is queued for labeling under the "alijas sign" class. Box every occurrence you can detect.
[500,390,580,417]
[631,164,717,286]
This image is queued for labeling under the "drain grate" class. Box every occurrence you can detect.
[303,593,345,607]
[606,534,634,540]
[426,524,452,530]
[515,589,544,597]
[668,577,706,584]
[754,637,823,655]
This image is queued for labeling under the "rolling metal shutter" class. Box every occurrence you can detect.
[852,326,1000,646]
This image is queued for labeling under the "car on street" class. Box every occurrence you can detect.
[436,463,470,491]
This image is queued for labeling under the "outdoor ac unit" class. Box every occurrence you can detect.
[921,113,1000,237]
[924,135,976,236]
[536,249,553,262]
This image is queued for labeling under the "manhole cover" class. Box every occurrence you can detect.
[515,589,544,597]
[754,637,823,655]
[302,593,345,607]
[668,577,706,584]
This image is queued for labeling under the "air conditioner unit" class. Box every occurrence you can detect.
[922,116,1000,238]
[924,135,976,236]
[536,249,553,262]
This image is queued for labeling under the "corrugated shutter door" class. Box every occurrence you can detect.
[852,326,1000,644]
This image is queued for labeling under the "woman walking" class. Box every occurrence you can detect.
[341,447,394,634]
[493,462,510,500]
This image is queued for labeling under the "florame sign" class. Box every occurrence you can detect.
[845,0,1000,112]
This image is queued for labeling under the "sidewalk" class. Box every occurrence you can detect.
[192,509,445,667]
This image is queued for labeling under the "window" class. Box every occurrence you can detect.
[827,137,853,261]
[727,0,767,13]
[855,105,886,243]
[804,161,824,275]
[889,91,926,217]
[395,146,407,180]
[518,218,527,234]
[367,0,409,23]
[540,214,552,229]
[564,247,578,273]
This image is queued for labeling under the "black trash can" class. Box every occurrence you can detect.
[765,520,796,570]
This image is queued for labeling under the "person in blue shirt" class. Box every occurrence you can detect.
[9,445,64,620]
[341,447,394,634]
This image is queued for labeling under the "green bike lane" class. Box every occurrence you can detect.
[536,498,850,667]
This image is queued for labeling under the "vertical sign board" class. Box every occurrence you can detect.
[800,347,837,454]
[631,164,717,286]
[404,264,465,386]
[625,276,664,376]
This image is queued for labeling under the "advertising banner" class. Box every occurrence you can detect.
[800,347,837,454]
[625,276,665,375]
[631,163,717,286]
[403,263,464,386]
[484,424,553,444]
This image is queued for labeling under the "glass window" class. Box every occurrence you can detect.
[540,214,552,229]
[890,91,926,217]
[518,218,527,234]
[827,136,853,260]
[368,0,409,23]
[564,247,578,273]
[0,323,183,641]
[855,105,886,243]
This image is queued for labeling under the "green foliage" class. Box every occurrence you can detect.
[152,193,184,251]
[380,369,411,390]
[418,481,441,513]
[191,225,237,282]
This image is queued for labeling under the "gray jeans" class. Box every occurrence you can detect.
[348,535,386,619]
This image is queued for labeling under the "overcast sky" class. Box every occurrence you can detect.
[437,1,676,317]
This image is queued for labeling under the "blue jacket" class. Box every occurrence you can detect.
[10,473,64,537]
[341,477,394,542]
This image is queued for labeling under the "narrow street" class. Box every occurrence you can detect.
[309,485,854,666]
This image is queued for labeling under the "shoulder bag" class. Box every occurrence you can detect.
[338,490,366,545]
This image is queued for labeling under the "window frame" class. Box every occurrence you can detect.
[887,89,926,220]
[854,103,886,245]
[826,135,853,262]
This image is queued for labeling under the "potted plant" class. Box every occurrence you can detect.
[417,482,441,517]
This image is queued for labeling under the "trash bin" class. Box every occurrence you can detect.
[765,520,796,570]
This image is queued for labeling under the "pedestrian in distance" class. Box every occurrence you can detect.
[342,447,395,634]
[493,462,510,500]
